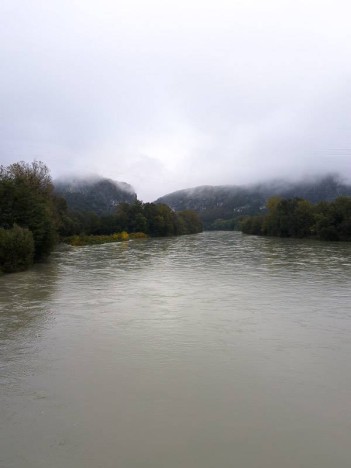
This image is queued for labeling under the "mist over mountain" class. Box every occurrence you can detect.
[155,175,351,230]
[54,176,136,215]
[53,173,351,228]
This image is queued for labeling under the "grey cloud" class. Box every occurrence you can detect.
[1,0,351,200]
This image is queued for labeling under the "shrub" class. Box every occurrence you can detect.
[0,225,35,273]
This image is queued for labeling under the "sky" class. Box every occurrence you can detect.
[1,0,351,200]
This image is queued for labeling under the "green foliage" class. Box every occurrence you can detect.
[62,201,203,239]
[240,196,351,241]
[260,198,314,238]
[176,210,203,234]
[65,231,147,246]
[0,160,202,272]
[0,161,67,271]
[156,176,351,230]
[144,203,177,236]
[240,216,265,236]
[0,160,53,196]
[207,218,242,231]
[117,201,202,236]
[0,161,60,260]
[0,225,34,273]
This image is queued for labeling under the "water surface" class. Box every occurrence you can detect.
[1,232,351,467]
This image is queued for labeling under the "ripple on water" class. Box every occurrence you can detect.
[1,232,351,468]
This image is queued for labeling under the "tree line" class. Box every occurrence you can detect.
[60,200,203,239]
[0,161,202,273]
[240,196,351,241]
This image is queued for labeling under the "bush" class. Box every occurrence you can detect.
[0,225,35,273]
[318,227,339,241]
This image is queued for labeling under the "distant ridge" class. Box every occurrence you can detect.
[54,176,137,215]
[155,175,351,230]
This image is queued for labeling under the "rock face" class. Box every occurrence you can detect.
[54,177,137,214]
[155,175,351,229]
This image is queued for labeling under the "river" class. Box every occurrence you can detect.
[1,232,351,467]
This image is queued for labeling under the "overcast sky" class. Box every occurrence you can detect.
[1,0,350,200]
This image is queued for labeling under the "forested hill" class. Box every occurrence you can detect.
[155,175,351,230]
[54,177,137,214]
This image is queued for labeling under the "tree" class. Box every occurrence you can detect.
[176,210,203,234]
[0,160,53,196]
[0,161,58,260]
[0,225,35,273]
[240,195,351,242]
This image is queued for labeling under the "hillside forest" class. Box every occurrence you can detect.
[156,176,351,230]
[240,196,351,241]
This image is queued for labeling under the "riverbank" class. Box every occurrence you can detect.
[64,231,148,246]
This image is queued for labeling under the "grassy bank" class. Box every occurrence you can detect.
[64,231,148,246]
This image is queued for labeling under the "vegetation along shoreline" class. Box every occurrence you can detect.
[0,161,202,274]
[1,160,350,274]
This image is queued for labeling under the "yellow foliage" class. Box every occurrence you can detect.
[120,231,129,241]
[130,232,148,239]
[64,231,149,246]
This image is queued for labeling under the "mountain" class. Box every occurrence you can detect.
[155,175,351,230]
[54,176,137,214]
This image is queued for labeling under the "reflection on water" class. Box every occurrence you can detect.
[0,260,58,338]
[1,232,351,468]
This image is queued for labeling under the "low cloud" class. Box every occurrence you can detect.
[1,0,350,200]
